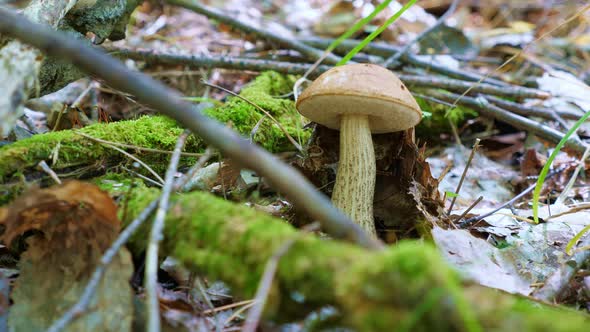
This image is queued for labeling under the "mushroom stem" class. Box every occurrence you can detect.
[331,114,377,238]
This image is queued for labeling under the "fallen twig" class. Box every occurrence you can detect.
[298,37,509,86]
[145,129,190,332]
[165,0,342,65]
[75,131,203,157]
[459,168,564,228]
[484,95,583,121]
[426,90,587,154]
[242,222,321,332]
[448,139,480,214]
[107,47,327,76]
[0,8,380,250]
[453,196,483,224]
[37,160,62,184]
[101,142,166,185]
[403,74,549,100]
[108,48,548,100]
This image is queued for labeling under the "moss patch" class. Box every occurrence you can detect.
[110,185,590,331]
[204,71,307,151]
[414,93,478,138]
[0,71,310,182]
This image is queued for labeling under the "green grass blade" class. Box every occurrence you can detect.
[565,223,590,255]
[337,0,418,66]
[325,0,394,54]
[533,111,590,223]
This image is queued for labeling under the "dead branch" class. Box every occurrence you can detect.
[0,7,380,250]
[298,36,510,87]
[166,0,342,65]
[108,48,549,100]
[426,90,587,154]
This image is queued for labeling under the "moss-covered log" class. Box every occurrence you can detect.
[0,72,308,183]
[119,185,588,331]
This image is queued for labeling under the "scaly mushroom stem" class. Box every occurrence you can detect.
[331,114,377,238]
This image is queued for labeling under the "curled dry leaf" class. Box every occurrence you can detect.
[0,181,133,332]
[0,180,119,251]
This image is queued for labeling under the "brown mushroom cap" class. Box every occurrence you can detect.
[296,63,422,133]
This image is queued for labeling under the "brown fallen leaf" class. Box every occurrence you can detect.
[0,181,133,332]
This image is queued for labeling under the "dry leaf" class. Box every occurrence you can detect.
[0,181,133,332]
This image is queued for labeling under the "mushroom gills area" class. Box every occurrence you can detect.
[331,114,377,237]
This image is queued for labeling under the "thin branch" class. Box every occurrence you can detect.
[145,129,190,332]
[453,196,483,224]
[75,131,203,157]
[165,0,342,65]
[297,36,510,87]
[104,143,165,185]
[121,166,164,188]
[242,222,321,332]
[0,8,381,250]
[403,74,549,100]
[382,0,459,67]
[47,198,160,332]
[108,48,547,100]
[202,300,255,315]
[459,168,564,228]
[106,47,327,76]
[426,90,587,154]
[194,276,222,330]
[447,139,480,214]
[484,95,584,121]
[37,160,62,184]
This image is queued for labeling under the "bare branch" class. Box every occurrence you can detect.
[0,8,381,250]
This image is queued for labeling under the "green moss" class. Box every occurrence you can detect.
[414,94,478,138]
[0,116,188,182]
[335,241,480,331]
[204,71,308,152]
[104,184,590,331]
[92,172,139,196]
[0,72,310,182]
[114,187,484,330]
[0,181,25,206]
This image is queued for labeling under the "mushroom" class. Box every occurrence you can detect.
[296,63,422,238]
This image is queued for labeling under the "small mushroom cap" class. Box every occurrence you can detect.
[296,63,421,133]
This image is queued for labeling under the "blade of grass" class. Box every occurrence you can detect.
[533,111,590,223]
[337,0,418,66]
[293,0,395,98]
[324,0,394,54]
[565,223,590,255]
